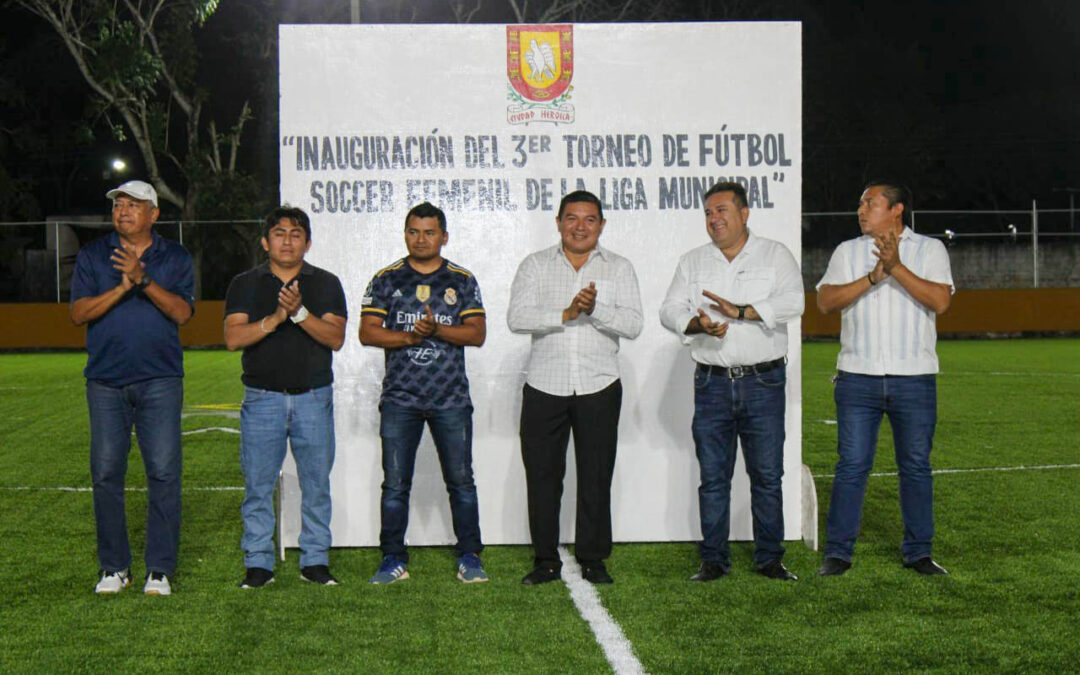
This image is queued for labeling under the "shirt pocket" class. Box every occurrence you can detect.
[587,278,613,300]
[734,267,775,304]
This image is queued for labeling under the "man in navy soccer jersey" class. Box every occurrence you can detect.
[359,202,488,584]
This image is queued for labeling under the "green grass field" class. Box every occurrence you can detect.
[1,340,1078,673]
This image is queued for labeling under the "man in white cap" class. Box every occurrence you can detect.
[71,180,195,596]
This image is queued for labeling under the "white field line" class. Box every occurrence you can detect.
[182,426,239,436]
[813,463,1080,480]
[559,546,648,675]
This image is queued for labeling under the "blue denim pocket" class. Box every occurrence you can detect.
[754,367,786,388]
[694,366,711,389]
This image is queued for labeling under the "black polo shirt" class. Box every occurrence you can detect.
[224,262,347,391]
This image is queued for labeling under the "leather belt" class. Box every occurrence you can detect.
[265,386,312,395]
[697,357,786,379]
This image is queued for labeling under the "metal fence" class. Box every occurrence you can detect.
[802,206,1079,289]
[0,219,263,303]
[2,206,1078,303]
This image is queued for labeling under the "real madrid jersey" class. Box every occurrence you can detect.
[361,258,485,409]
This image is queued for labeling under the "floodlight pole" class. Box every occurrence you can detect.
[1031,200,1038,289]
[54,222,61,302]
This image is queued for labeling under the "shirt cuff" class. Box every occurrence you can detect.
[678,311,697,345]
[590,301,615,327]
[754,300,777,330]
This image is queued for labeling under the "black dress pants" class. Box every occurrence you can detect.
[520,380,622,569]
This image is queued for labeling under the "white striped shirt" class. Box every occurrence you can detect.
[817,228,954,375]
[507,244,643,396]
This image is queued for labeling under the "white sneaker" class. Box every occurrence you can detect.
[144,572,172,596]
[95,569,131,594]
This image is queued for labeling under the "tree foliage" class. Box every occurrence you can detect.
[9,0,254,219]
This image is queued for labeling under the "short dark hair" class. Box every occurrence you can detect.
[405,202,447,232]
[264,206,311,240]
[864,179,913,226]
[557,190,604,221]
[703,181,748,209]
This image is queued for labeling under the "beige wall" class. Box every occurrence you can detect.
[0,301,226,349]
[2,290,1078,349]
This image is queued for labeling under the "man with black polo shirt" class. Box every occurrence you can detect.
[224,206,347,588]
[359,202,488,585]
[72,180,194,596]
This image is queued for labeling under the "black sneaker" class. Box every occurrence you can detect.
[300,565,339,586]
[240,567,275,589]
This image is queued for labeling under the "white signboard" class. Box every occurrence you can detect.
[278,22,802,548]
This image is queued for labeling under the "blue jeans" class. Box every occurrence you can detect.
[240,385,335,571]
[87,377,183,576]
[692,364,787,569]
[824,372,937,564]
[379,402,482,560]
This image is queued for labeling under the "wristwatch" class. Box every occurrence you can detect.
[737,305,747,320]
[292,305,310,323]
[137,275,152,290]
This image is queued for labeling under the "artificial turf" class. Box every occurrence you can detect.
[0,340,1077,673]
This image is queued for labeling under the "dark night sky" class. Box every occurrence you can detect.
[1,0,1077,219]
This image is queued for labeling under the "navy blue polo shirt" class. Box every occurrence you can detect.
[71,230,195,386]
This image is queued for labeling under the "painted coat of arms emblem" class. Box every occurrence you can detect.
[507,25,575,125]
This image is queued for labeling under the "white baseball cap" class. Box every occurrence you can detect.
[106,180,158,207]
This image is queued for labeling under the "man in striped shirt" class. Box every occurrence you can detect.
[508,190,643,586]
[816,180,954,577]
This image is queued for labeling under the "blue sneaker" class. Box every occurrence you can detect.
[457,553,488,583]
[370,556,409,585]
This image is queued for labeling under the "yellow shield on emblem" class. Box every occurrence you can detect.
[416,285,431,302]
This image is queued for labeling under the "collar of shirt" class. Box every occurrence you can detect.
[257,261,314,281]
[547,243,610,269]
[107,229,165,259]
[706,229,762,265]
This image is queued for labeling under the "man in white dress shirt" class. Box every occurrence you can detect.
[660,181,804,582]
[816,180,953,577]
[508,190,643,586]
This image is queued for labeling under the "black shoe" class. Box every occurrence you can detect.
[690,562,728,582]
[904,557,948,575]
[817,557,852,576]
[240,567,275,589]
[300,565,339,585]
[581,562,613,584]
[521,567,561,586]
[757,559,797,581]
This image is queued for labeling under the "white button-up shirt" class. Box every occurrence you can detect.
[816,227,954,375]
[660,232,804,367]
[507,244,643,396]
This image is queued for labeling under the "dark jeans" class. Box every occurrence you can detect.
[378,402,482,561]
[87,377,183,576]
[824,372,937,564]
[520,380,622,570]
[692,365,786,569]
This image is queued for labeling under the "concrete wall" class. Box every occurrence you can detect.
[0,301,226,350]
[3,291,1077,349]
[803,242,1080,291]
